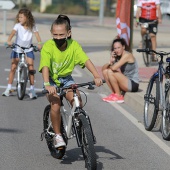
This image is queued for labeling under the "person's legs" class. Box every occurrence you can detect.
[141,27,147,38]
[26,54,37,98]
[102,64,115,93]
[108,70,129,95]
[47,94,66,148]
[149,21,158,61]
[48,94,61,134]
[103,71,129,103]
[8,58,19,84]
[150,33,157,51]
[27,57,35,86]
[2,58,18,96]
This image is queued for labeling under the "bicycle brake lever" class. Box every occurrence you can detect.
[88,84,95,90]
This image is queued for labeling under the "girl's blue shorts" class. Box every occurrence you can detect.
[11,51,35,60]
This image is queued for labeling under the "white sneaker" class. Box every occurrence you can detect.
[53,134,66,148]
[2,88,13,97]
[28,89,37,99]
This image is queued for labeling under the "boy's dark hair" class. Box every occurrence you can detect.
[51,14,72,39]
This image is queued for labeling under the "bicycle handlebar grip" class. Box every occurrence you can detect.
[137,49,145,52]
[42,89,48,94]
[137,48,150,53]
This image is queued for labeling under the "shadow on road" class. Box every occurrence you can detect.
[53,145,124,170]
[0,128,24,133]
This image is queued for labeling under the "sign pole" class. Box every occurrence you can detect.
[99,0,104,25]
[3,10,7,35]
[130,0,134,52]
[0,0,15,35]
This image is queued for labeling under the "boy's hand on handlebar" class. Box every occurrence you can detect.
[37,44,42,51]
[94,77,103,87]
[45,85,57,95]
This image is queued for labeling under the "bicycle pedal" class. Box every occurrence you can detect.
[10,89,15,92]
[57,146,65,150]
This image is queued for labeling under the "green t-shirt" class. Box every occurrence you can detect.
[39,39,89,85]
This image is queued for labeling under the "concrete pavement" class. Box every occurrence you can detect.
[1,10,170,114]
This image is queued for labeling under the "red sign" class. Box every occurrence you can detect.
[116,0,131,46]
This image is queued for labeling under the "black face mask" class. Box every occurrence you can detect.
[53,38,66,47]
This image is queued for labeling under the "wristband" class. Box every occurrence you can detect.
[136,18,139,22]
[38,42,43,44]
[44,82,50,86]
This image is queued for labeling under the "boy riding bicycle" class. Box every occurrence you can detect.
[39,15,102,148]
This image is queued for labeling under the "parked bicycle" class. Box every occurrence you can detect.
[137,48,170,140]
[41,80,105,170]
[6,43,39,100]
[138,20,158,67]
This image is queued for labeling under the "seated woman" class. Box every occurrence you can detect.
[102,37,139,103]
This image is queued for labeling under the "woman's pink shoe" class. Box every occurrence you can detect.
[102,93,115,102]
[104,94,124,103]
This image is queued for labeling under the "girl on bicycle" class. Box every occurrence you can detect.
[102,37,139,103]
[2,8,42,99]
[39,15,103,148]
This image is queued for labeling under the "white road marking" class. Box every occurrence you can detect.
[6,78,36,83]
[4,68,10,71]
[100,94,170,156]
[0,85,43,92]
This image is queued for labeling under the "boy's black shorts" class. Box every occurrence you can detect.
[139,17,158,35]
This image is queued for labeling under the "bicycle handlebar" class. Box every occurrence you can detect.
[42,79,106,95]
[6,43,40,52]
[137,48,170,56]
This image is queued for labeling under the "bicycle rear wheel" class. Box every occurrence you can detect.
[144,77,160,131]
[43,105,68,159]
[17,66,27,100]
[78,113,97,170]
[161,83,170,140]
[142,35,152,67]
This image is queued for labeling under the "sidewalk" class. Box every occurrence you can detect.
[1,11,170,114]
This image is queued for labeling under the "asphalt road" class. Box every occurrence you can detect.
[0,46,170,170]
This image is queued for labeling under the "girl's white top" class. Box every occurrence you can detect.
[13,23,38,53]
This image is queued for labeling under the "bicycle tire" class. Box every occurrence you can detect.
[43,105,68,159]
[17,66,27,100]
[142,35,152,67]
[78,113,97,170]
[144,77,160,131]
[161,82,170,140]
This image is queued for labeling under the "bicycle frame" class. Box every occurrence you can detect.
[45,90,81,139]
[17,53,28,81]
[43,82,99,145]
[139,20,157,66]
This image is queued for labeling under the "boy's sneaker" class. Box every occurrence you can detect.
[105,94,124,103]
[53,134,66,148]
[2,88,13,97]
[28,89,37,99]
[102,93,115,102]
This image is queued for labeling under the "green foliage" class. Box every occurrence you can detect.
[46,3,85,15]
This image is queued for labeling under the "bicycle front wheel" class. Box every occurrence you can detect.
[17,66,27,100]
[144,77,160,131]
[43,105,67,159]
[78,113,97,170]
[142,35,151,67]
[161,83,170,140]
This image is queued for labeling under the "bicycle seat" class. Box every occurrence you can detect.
[141,23,148,28]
